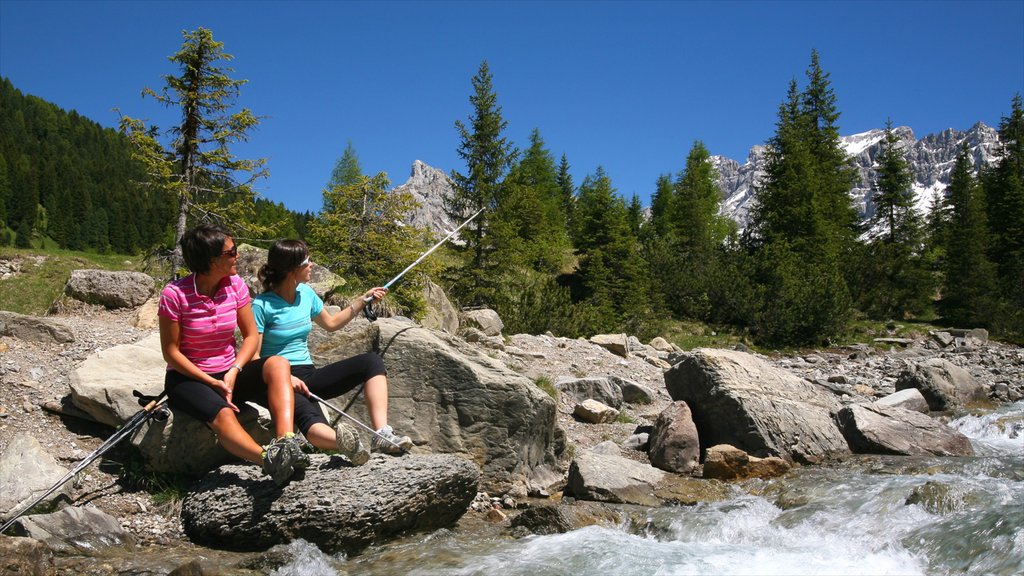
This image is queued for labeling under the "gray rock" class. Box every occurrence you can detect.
[875,388,930,413]
[460,308,504,337]
[895,358,987,411]
[664,348,850,464]
[648,337,674,352]
[566,450,666,506]
[612,376,655,404]
[0,310,75,343]
[556,377,623,408]
[0,433,72,523]
[313,318,559,493]
[13,506,135,553]
[648,401,700,474]
[837,403,975,456]
[623,432,650,451]
[64,269,154,309]
[68,333,274,476]
[134,404,273,477]
[589,334,628,357]
[180,453,478,555]
[69,333,165,427]
[420,279,459,333]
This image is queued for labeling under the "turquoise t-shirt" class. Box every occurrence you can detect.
[252,283,324,365]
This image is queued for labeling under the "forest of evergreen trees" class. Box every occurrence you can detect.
[0,77,309,254]
[3,32,1022,347]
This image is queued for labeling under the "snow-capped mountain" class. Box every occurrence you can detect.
[394,122,1003,239]
[714,122,1002,236]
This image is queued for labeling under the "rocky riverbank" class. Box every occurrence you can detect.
[2,301,1022,573]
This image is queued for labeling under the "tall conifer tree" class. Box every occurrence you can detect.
[446,60,516,305]
[942,145,998,326]
[120,27,268,270]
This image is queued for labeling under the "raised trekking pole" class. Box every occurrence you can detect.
[0,392,168,535]
[362,207,485,321]
[308,392,409,454]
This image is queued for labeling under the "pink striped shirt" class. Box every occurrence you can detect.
[157,274,251,373]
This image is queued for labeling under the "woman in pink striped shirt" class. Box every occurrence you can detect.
[157,224,309,485]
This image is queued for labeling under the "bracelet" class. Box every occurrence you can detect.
[231,364,243,373]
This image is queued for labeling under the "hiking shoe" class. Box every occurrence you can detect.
[334,422,370,466]
[371,425,413,455]
[281,433,312,470]
[261,433,310,485]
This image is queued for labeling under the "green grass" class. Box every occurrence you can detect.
[534,375,558,399]
[660,319,751,352]
[0,247,145,315]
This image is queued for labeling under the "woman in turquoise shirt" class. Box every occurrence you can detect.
[252,239,412,465]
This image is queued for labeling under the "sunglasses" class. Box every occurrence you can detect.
[220,245,238,258]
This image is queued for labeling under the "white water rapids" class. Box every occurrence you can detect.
[272,401,1024,576]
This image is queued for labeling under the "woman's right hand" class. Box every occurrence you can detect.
[210,378,240,412]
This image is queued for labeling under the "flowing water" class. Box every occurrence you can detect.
[269,401,1024,576]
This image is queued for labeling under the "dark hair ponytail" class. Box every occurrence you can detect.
[259,239,309,292]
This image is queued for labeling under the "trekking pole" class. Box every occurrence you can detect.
[0,392,168,535]
[308,392,409,453]
[362,207,485,321]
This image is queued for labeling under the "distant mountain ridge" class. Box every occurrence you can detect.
[395,122,1002,238]
[713,122,1001,236]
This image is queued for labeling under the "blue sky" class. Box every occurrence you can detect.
[1,1,1022,214]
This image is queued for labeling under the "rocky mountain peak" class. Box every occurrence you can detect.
[393,160,455,236]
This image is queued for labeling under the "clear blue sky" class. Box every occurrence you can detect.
[2,0,1022,214]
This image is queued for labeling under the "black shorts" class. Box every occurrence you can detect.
[164,357,276,424]
[291,352,387,434]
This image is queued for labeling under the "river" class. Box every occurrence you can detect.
[270,401,1023,576]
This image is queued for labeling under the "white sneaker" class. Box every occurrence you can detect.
[371,425,413,454]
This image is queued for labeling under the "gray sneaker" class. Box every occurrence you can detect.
[371,425,413,455]
[261,433,310,485]
[335,422,370,466]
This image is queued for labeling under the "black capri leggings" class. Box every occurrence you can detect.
[291,352,387,435]
[164,356,276,424]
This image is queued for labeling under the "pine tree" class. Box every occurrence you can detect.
[573,167,653,335]
[308,172,432,313]
[324,141,364,213]
[119,27,269,270]
[0,155,9,225]
[984,93,1024,334]
[671,141,733,252]
[647,174,673,239]
[745,50,857,344]
[556,153,575,230]
[446,61,516,305]
[493,128,570,274]
[853,120,931,319]
[870,120,918,245]
[941,145,998,326]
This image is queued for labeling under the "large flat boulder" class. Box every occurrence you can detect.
[180,453,478,555]
[664,348,850,464]
[837,403,975,456]
[69,333,274,476]
[310,317,561,494]
[69,333,165,427]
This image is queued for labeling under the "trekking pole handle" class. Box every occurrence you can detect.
[361,207,484,322]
